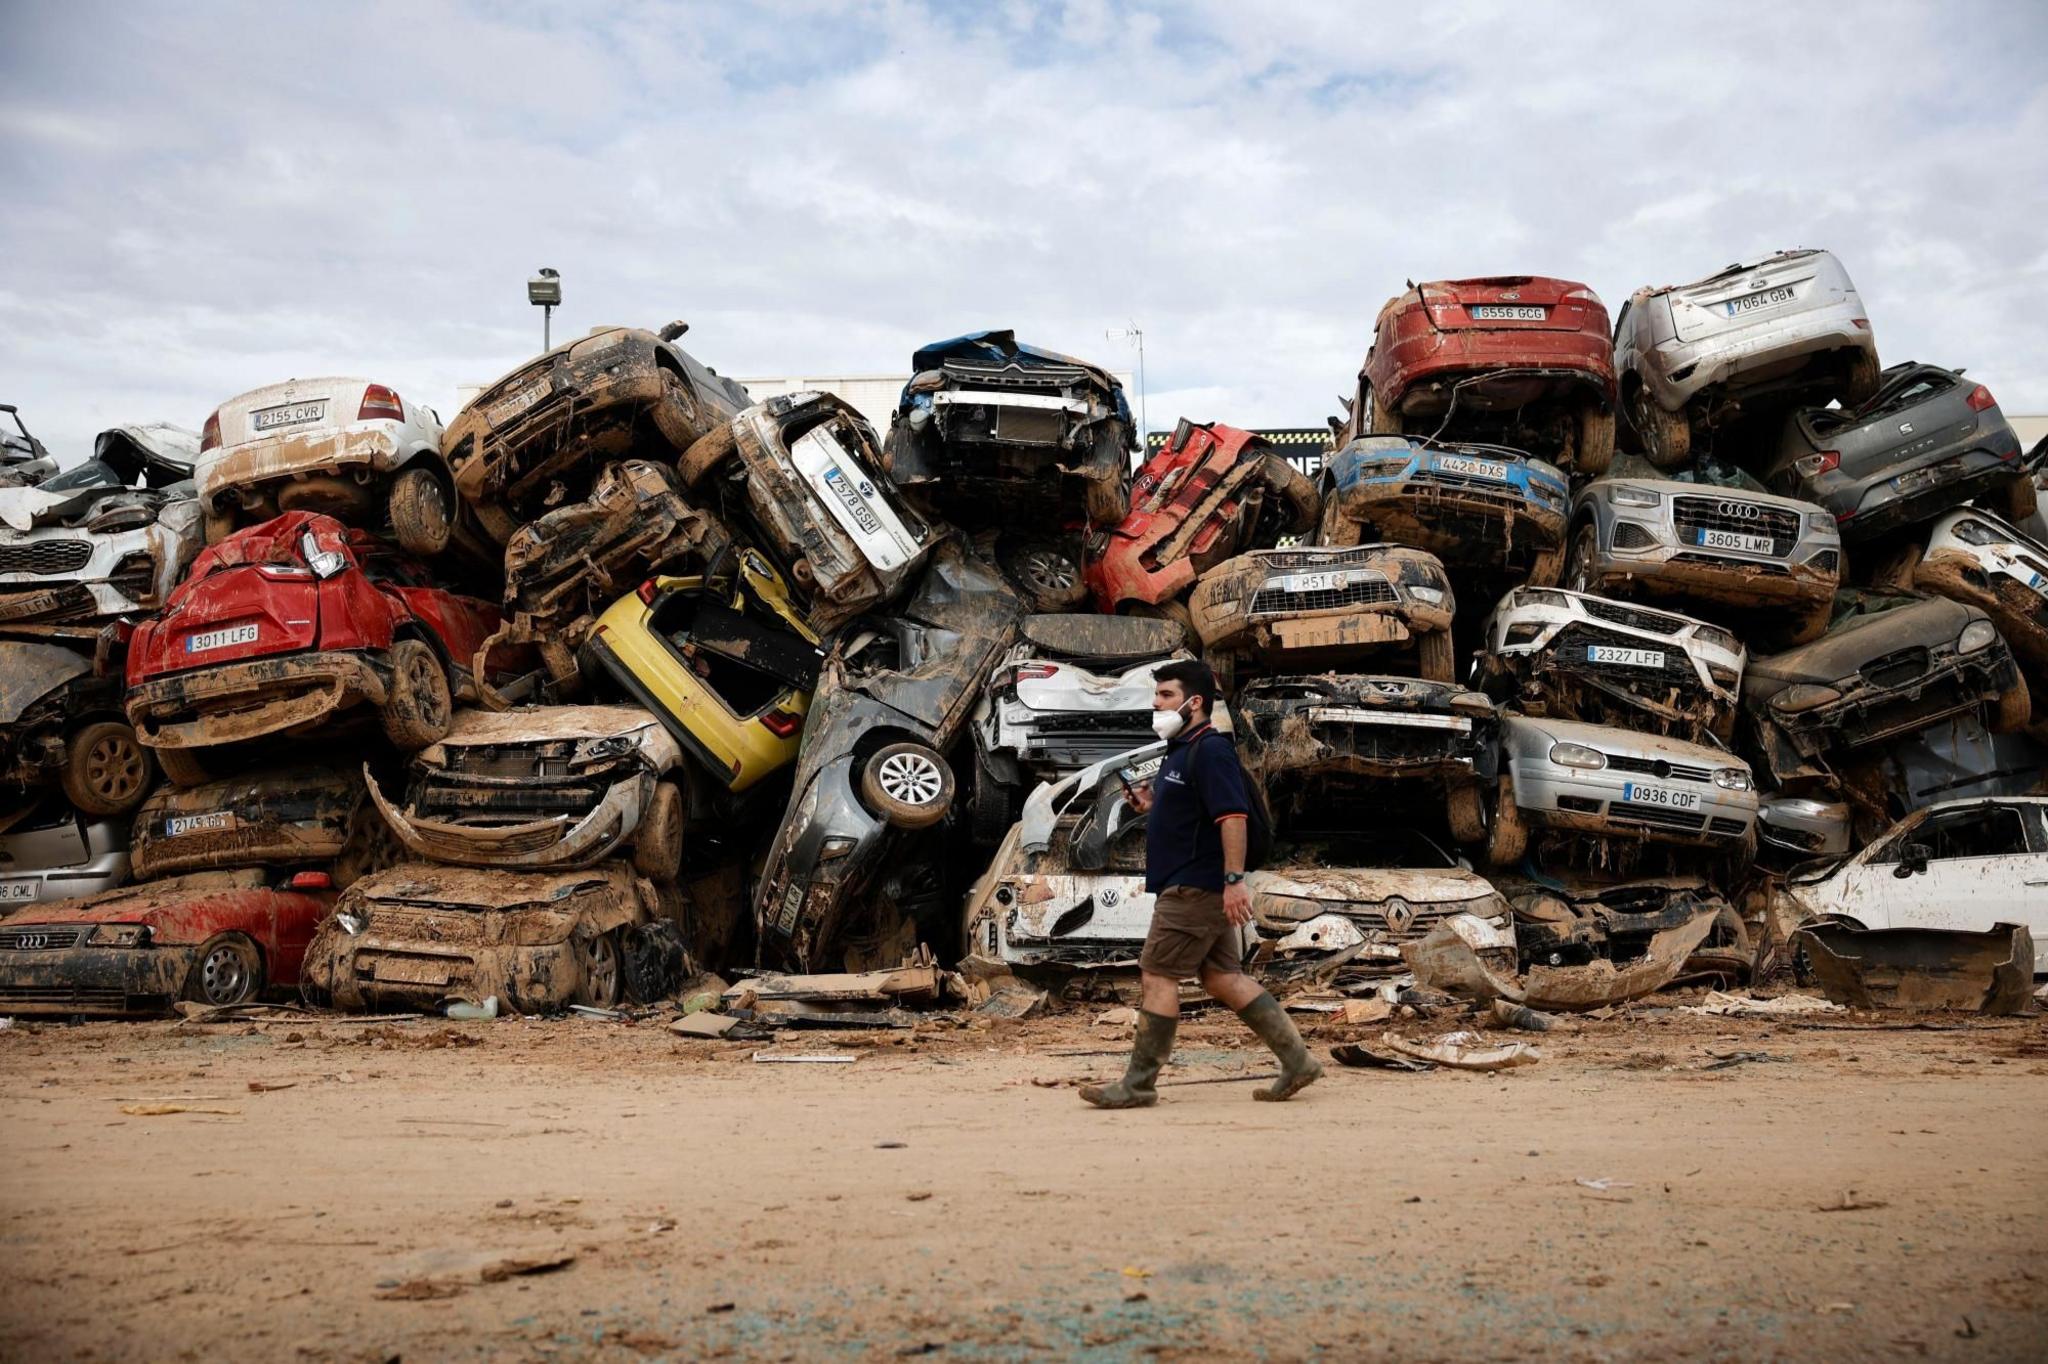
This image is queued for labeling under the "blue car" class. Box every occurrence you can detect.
[1319,436,1569,583]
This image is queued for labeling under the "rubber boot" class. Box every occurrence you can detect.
[1079,1010,1177,1109]
[1236,990,1323,1101]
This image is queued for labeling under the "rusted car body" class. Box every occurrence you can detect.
[1795,921,2035,1015]
[130,762,389,884]
[1345,276,1617,477]
[445,324,749,546]
[1911,508,2048,693]
[300,860,676,1013]
[2,639,156,817]
[1500,874,1746,979]
[1188,544,1458,686]
[1405,892,1721,1012]
[366,705,684,877]
[124,512,501,773]
[1318,436,1569,584]
[0,868,338,1016]
[679,392,938,632]
[1084,420,1321,618]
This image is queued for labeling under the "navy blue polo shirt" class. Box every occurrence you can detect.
[1145,723,1252,893]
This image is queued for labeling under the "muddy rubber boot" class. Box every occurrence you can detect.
[1079,1010,1177,1109]
[1237,991,1323,1101]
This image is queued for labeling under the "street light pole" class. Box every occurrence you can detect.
[528,268,562,352]
[1106,323,1147,451]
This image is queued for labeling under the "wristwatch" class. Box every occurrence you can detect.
[1223,872,1246,885]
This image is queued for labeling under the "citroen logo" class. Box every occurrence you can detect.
[1717,501,1762,519]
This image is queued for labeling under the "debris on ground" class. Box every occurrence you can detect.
[1685,991,1843,1017]
[1793,922,2036,1016]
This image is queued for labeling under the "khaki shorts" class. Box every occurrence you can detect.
[1139,886,1243,980]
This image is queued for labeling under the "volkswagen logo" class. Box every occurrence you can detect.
[1099,888,1121,908]
[1717,501,1762,519]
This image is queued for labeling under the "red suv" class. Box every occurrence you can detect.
[125,511,500,784]
[1343,276,1617,477]
[1084,420,1320,629]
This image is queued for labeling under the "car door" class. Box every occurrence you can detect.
[1874,800,2047,965]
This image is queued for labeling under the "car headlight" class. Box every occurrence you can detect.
[1408,586,1446,606]
[1805,511,1836,534]
[1518,588,1570,608]
[1706,664,1739,688]
[1958,620,1998,654]
[1352,457,1410,479]
[1773,684,1842,713]
[1949,518,2000,548]
[1694,624,1739,654]
[1713,767,1752,792]
[1609,485,1661,508]
[87,923,153,947]
[1548,742,1606,770]
[819,835,858,860]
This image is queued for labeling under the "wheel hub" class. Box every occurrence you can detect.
[877,753,943,805]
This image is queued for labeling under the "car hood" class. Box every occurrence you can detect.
[1502,713,1732,767]
[346,862,629,913]
[0,423,200,532]
[11,869,272,926]
[1583,473,1816,515]
[829,541,1023,731]
[1239,673,1492,715]
[0,640,95,725]
[1250,863,1497,907]
[421,703,673,757]
[1745,596,1978,690]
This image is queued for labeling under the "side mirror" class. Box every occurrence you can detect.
[1892,843,1931,878]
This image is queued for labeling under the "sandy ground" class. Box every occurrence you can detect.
[3,998,2046,1363]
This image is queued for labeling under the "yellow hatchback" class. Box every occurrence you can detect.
[580,547,824,794]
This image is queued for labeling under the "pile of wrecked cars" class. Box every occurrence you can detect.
[5,249,2046,1030]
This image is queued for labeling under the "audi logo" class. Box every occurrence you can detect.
[11,933,50,950]
[1717,501,1763,519]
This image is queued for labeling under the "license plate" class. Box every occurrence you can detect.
[1725,285,1795,316]
[166,812,234,837]
[372,957,453,986]
[252,401,326,432]
[1587,645,1664,669]
[488,378,551,426]
[1436,455,1509,481]
[1278,571,1345,593]
[1891,462,1956,494]
[821,466,884,535]
[1622,783,1699,810]
[1119,756,1163,785]
[776,882,803,934]
[2029,572,2047,595]
[0,882,36,903]
[1695,528,1775,554]
[1469,305,1547,321]
[185,624,259,654]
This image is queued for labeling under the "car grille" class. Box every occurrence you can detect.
[1673,496,1798,555]
[1611,803,1706,833]
[0,925,88,950]
[1610,522,1659,550]
[415,777,606,823]
[1859,647,1929,690]
[0,986,163,1011]
[362,908,487,943]
[1256,547,1391,572]
[1330,899,1476,944]
[1553,625,1697,684]
[1030,710,1154,735]
[1580,598,1685,634]
[1670,553,1788,575]
[1709,817,1749,836]
[1603,753,1713,783]
[940,363,1088,396]
[0,540,94,576]
[1251,576,1397,616]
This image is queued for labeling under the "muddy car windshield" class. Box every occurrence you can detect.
[1828,587,1922,627]
[33,459,126,494]
[1276,827,1459,869]
[1612,453,1769,495]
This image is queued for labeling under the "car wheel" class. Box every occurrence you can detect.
[1255,453,1322,540]
[1575,401,1615,478]
[1842,349,1881,405]
[676,422,739,488]
[184,933,264,1008]
[61,721,154,817]
[1484,773,1527,866]
[574,930,624,1008]
[1446,781,1486,845]
[388,466,453,557]
[969,768,1019,847]
[153,745,212,789]
[1365,383,1403,436]
[1565,522,1600,593]
[380,639,453,750]
[1416,627,1455,682]
[1685,904,1755,984]
[1991,672,2033,734]
[631,780,686,880]
[1637,389,1692,470]
[650,366,705,452]
[860,742,955,830]
[997,536,1090,612]
[621,921,687,1003]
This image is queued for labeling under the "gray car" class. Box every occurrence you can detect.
[1762,362,2033,542]
[1567,455,1841,646]
[1614,249,1879,469]
[0,802,130,911]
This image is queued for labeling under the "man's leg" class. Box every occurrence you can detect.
[1201,966,1323,1101]
[1079,970,1180,1109]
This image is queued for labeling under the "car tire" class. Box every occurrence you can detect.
[388,465,453,558]
[1994,471,2039,523]
[1565,522,1600,593]
[997,536,1090,612]
[1256,454,1322,540]
[184,933,264,1008]
[632,780,686,881]
[1842,349,1881,405]
[153,745,212,789]
[1416,627,1455,682]
[574,930,625,1008]
[1637,389,1692,470]
[1575,401,1615,478]
[61,721,154,817]
[1685,903,1755,984]
[1124,598,1197,649]
[1485,773,1527,866]
[202,506,238,545]
[676,422,739,489]
[1991,672,2032,734]
[1365,384,1403,436]
[650,366,705,453]
[1446,781,1486,845]
[380,639,453,750]
[969,764,1019,846]
[860,742,955,830]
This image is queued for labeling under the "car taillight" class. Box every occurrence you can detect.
[1016,663,1059,681]
[759,708,802,737]
[1793,451,1841,479]
[357,384,405,422]
[1966,385,1996,413]
[1851,318,1870,330]
[200,410,221,451]
[636,579,659,606]
[287,870,332,890]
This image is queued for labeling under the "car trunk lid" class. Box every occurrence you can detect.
[1666,252,1828,343]
[154,516,334,672]
[1424,276,1591,332]
[216,378,371,449]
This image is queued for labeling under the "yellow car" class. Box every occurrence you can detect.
[580,548,824,795]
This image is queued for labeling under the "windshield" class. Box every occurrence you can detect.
[1275,827,1457,869]
[33,459,120,494]
[1611,452,1769,494]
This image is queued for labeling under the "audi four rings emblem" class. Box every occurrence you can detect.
[1716,501,1762,518]
[12,934,49,949]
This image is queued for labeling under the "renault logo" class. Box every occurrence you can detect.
[1717,501,1762,519]
[1382,901,1414,933]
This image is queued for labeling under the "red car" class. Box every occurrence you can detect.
[1343,276,1617,477]
[125,511,500,784]
[1084,420,1320,628]
[0,869,337,1015]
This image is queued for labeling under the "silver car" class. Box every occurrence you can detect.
[1614,249,1879,469]
[1567,456,1841,646]
[0,802,130,911]
[1490,714,1757,872]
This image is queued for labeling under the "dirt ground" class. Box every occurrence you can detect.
[3,995,2045,1363]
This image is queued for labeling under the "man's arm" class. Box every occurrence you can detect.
[1218,812,1250,926]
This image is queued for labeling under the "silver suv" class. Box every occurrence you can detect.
[1614,249,1879,468]
[1566,456,1840,646]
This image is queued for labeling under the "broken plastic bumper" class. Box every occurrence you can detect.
[128,650,390,749]
[0,943,194,1017]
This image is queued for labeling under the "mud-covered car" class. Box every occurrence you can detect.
[1762,362,2033,539]
[1236,674,1497,845]
[886,330,1134,528]
[0,423,202,625]
[130,762,391,884]
[1188,544,1457,686]
[300,860,682,1013]
[0,802,129,911]
[1476,586,1744,742]
[1906,509,2048,690]
[2,639,157,816]
[1757,795,1853,867]
[1500,874,1748,980]
[679,391,938,630]
[1615,248,1879,469]
[1318,436,1568,585]
[1741,592,2028,787]
[1084,419,1321,623]
[757,541,1023,970]
[1567,455,1841,646]
[0,867,340,1015]
[446,322,749,545]
[1845,711,2046,830]
[968,613,1186,841]
[1345,276,1617,477]
[366,705,685,877]
[125,513,501,782]
[1,403,55,486]
[198,378,461,557]
[1489,714,1758,872]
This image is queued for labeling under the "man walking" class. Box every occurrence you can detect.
[1080,659,1322,1109]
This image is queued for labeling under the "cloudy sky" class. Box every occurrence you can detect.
[4,0,2045,459]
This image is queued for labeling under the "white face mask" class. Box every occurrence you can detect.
[1151,699,1193,740]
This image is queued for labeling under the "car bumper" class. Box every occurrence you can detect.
[0,943,194,1017]
[1641,311,1873,409]
[1333,480,1567,565]
[1823,443,2024,541]
[0,863,132,911]
[128,650,389,749]
[1762,646,2019,757]
[757,758,888,968]
[199,427,406,510]
[301,913,589,1013]
[1508,757,1756,847]
[1378,342,1615,414]
[1591,514,1837,609]
[366,770,644,870]
[0,520,180,622]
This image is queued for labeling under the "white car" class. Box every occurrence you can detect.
[1911,507,2048,686]
[198,378,453,555]
[1785,796,2048,972]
